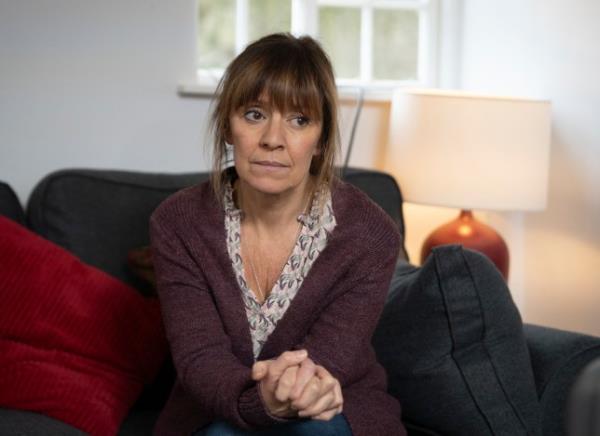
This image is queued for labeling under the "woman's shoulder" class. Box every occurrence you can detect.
[330,178,401,249]
[150,180,218,228]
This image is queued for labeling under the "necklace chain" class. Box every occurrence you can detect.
[246,217,303,303]
[238,184,312,304]
[247,255,265,302]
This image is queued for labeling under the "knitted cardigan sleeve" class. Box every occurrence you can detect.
[289,196,405,436]
[294,215,401,388]
[150,210,284,429]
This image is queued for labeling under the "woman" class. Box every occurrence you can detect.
[150,33,406,436]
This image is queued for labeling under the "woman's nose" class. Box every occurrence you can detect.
[260,117,285,149]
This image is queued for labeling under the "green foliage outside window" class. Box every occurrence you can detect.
[318,7,361,79]
[197,0,422,83]
[197,0,235,70]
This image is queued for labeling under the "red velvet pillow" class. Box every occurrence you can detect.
[0,216,168,435]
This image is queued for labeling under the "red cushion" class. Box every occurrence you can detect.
[0,216,167,435]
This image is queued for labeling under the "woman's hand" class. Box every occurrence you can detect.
[252,351,343,420]
[293,365,343,421]
[278,356,317,403]
[251,349,310,418]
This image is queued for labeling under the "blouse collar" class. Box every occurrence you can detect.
[223,181,330,232]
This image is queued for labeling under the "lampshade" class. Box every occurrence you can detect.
[385,89,552,211]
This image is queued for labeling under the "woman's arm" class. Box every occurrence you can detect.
[253,224,400,420]
[294,228,401,388]
[150,213,297,428]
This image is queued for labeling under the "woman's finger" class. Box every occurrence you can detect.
[333,381,343,412]
[266,350,307,380]
[302,365,343,419]
[292,364,336,411]
[313,365,337,398]
[251,360,269,381]
[297,389,335,417]
[312,407,339,421]
[289,357,316,400]
[291,376,322,411]
[262,350,307,392]
[275,366,298,402]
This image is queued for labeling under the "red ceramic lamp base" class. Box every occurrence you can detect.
[420,210,509,279]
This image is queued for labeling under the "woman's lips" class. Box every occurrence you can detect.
[252,160,289,168]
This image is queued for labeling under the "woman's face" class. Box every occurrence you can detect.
[228,96,322,197]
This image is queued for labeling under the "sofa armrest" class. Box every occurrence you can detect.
[523,323,600,436]
[567,356,600,436]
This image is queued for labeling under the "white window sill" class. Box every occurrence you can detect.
[177,83,216,98]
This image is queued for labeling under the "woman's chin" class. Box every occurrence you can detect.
[239,175,300,197]
[245,181,291,196]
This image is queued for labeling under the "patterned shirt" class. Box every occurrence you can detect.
[224,182,337,359]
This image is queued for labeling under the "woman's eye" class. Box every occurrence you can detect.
[244,110,264,122]
[292,116,310,127]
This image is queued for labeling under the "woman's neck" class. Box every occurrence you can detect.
[235,177,313,234]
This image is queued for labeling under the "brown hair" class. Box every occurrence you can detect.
[209,33,340,200]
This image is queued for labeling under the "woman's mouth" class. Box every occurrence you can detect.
[252,160,289,168]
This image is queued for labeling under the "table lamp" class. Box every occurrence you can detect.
[384,89,551,279]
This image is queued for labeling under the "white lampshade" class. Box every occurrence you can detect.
[385,89,551,211]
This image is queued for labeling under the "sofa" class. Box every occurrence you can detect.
[1,167,600,436]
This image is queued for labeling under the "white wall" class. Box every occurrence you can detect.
[0,0,211,204]
[3,1,599,336]
[0,1,402,207]
[460,0,600,335]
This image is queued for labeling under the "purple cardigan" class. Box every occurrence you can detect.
[149,179,406,436]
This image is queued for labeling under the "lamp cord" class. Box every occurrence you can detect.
[342,87,365,177]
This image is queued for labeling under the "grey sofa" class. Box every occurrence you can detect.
[1,167,599,436]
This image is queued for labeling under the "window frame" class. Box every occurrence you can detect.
[194,0,441,92]
[312,0,439,87]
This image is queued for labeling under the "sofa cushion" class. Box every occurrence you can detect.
[26,169,206,292]
[25,168,408,291]
[0,408,86,436]
[524,324,600,436]
[0,181,25,225]
[0,216,168,436]
[340,168,409,260]
[373,245,542,435]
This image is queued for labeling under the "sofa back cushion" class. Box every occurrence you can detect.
[373,245,542,435]
[0,181,25,225]
[26,169,206,293]
[26,168,408,290]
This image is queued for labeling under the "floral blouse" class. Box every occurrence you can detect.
[224,183,337,360]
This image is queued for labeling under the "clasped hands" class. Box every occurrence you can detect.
[251,349,343,421]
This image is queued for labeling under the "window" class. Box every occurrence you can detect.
[196,0,439,88]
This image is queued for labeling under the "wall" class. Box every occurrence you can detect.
[0,0,487,276]
[0,0,210,204]
[460,0,600,335]
[0,1,407,209]
[3,1,598,336]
